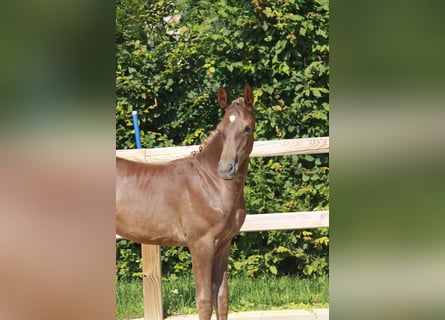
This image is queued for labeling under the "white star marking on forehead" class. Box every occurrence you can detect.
[229,114,236,122]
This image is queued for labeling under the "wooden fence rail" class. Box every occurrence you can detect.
[116,136,329,163]
[115,210,328,241]
[116,136,329,320]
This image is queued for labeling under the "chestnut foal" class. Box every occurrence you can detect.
[116,84,255,319]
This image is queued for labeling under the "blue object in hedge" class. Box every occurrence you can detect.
[131,111,142,149]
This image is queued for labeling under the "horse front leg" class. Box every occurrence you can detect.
[189,241,215,320]
[212,241,231,320]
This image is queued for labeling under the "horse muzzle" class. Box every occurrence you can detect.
[218,160,238,180]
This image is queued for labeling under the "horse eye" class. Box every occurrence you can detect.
[244,126,251,133]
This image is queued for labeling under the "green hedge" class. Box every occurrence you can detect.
[116,0,329,279]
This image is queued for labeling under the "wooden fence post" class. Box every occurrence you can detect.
[141,244,163,320]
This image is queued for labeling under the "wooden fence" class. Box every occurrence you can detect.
[116,136,329,320]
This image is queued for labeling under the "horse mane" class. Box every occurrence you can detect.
[191,129,219,156]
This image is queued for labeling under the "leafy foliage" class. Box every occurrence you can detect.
[116,240,142,280]
[116,0,329,279]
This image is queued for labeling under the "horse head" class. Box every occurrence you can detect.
[217,84,255,180]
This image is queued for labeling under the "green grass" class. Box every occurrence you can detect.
[116,274,329,319]
[116,280,145,320]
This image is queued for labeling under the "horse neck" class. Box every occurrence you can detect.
[195,131,223,173]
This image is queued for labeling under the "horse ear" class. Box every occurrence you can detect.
[244,84,254,108]
[218,86,229,109]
